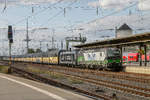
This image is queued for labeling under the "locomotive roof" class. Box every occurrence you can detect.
[74,32,150,49]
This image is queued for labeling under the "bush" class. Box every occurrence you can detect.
[0,66,9,73]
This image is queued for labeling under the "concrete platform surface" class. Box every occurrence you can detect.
[125,66,150,74]
[0,73,93,100]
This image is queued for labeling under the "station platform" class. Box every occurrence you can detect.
[0,73,93,100]
[125,66,150,74]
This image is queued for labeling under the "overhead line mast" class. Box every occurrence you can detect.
[24,19,31,54]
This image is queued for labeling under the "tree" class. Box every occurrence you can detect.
[36,49,42,53]
[28,48,35,54]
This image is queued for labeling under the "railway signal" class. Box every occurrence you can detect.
[8,25,13,43]
[8,25,13,73]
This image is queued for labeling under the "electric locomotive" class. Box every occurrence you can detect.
[59,47,122,71]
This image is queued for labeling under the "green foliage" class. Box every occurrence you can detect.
[68,78,83,84]
[27,67,64,79]
[138,49,145,55]
[36,49,42,53]
[27,67,83,84]
[28,48,35,54]
[0,66,9,73]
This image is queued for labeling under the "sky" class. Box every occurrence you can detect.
[0,0,150,55]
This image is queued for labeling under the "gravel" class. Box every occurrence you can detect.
[13,63,150,100]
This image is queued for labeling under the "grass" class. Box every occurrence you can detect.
[46,71,65,79]
[27,67,65,79]
[0,65,9,73]
[27,67,83,84]
[68,78,83,84]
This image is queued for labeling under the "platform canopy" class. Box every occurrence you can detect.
[74,32,150,49]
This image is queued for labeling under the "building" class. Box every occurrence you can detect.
[116,23,133,38]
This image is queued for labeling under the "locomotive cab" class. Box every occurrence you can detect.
[58,50,78,67]
[106,48,122,71]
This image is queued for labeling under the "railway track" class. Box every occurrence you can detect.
[38,69,150,98]
[11,66,112,100]
[43,64,150,83]
[2,61,150,83]
[11,63,150,99]
[7,62,149,98]
[2,61,150,98]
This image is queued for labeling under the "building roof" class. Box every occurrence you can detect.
[118,23,132,30]
[73,32,150,49]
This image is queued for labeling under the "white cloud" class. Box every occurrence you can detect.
[19,0,60,5]
[100,0,136,10]
[77,13,150,41]
[0,0,76,6]
[0,0,18,6]
[88,0,150,11]
[88,1,100,8]
[138,0,150,10]
[88,0,145,11]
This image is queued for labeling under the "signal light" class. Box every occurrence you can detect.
[8,25,13,43]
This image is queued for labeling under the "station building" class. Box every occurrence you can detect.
[116,23,133,38]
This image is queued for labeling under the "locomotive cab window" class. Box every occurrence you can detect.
[61,53,75,61]
[107,48,120,57]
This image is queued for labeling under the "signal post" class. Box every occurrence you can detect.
[8,25,13,73]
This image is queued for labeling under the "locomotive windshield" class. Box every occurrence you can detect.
[107,48,120,57]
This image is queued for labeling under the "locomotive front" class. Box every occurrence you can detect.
[106,48,122,71]
[77,47,122,71]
